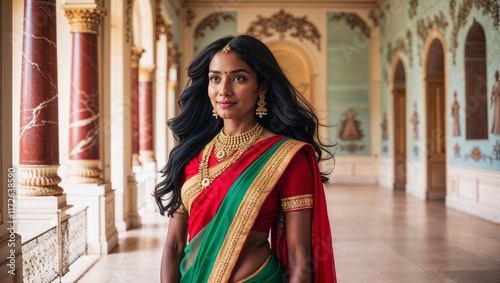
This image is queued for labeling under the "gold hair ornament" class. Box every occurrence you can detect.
[222,41,231,53]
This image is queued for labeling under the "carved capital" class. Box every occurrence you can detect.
[64,7,107,34]
[139,150,156,163]
[139,66,156,82]
[131,46,145,68]
[18,165,63,196]
[68,159,103,184]
[167,81,179,90]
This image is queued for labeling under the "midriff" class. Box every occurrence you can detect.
[229,230,271,282]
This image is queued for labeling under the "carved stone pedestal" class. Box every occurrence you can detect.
[62,183,118,254]
[134,161,157,213]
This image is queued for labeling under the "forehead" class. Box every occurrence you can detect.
[209,51,252,71]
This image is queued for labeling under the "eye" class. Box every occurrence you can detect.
[209,76,220,83]
[233,75,246,82]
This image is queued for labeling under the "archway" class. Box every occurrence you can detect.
[423,32,447,200]
[392,57,407,190]
[267,42,314,106]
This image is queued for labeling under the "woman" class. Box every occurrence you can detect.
[155,35,336,283]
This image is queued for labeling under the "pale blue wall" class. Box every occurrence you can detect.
[380,0,500,170]
[327,12,372,156]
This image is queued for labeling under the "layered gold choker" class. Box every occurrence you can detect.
[198,123,263,189]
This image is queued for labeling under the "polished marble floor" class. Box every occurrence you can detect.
[76,185,500,283]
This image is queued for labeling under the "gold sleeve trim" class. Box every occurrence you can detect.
[281,194,314,212]
[175,203,188,215]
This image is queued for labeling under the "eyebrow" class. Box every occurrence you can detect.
[208,68,251,75]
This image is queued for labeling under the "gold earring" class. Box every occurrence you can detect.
[256,94,268,118]
[212,108,219,119]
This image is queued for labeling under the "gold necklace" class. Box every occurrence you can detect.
[198,123,263,189]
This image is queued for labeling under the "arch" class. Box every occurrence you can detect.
[390,52,407,191]
[464,21,487,140]
[267,41,315,106]
[132,0,155,65]
[422,28,448,200]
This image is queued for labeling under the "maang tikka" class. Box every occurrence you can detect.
[256,94,268,118]
[222,41,231,53]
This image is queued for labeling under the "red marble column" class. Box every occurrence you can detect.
[131,47,145,166]
[138,66,156,163]
[64,7,106,183]
[19,0,63,196]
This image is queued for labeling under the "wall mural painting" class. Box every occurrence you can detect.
[339,108,363,140]
[492,70,500,134]
[452,91,461,136]
[386,29,413,66]
[416,10,448,65]
[194,12,235,39]
[449,0,500,64]
[246,9,321,51]
[410,102,419,140]
[381,110,388,140]
[329,12,370,37]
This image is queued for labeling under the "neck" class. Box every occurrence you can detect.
[222,118,258,136]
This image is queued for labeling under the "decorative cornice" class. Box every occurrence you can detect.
[449,0,499,65]
[194,12,235,39]
[386,29,413,66]
[329,12,370,37]
[409,0,418,19]
[416,10,448,65]
[246,9,321,51]
[139,66,156,82]
[64,7,107,35]
[131,46,145,68]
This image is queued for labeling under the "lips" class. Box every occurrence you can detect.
[217,101,236,108]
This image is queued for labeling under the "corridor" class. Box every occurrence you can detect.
[75,185,500,283]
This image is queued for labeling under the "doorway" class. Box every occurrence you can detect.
[424,39,446,200]
[393,60,406,190]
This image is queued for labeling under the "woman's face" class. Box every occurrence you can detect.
[208,51,266,124]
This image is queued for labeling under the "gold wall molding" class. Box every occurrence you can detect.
[156,0,166,40]
[131,46,145,68]
[194,12,235,39]
[329,12,370,38]
[64,7,107,34]
[246,9,321,51]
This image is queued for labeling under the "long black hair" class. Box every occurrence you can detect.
[155,35,333,216]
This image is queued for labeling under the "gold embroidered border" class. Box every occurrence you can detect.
[281,194,314,212]
[208,139,307,282]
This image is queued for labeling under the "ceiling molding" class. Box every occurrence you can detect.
[182,0,378,10]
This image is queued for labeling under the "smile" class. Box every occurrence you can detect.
[218,101,236,108]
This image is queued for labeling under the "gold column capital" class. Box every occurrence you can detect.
[139,66,156,82]
[167,81,178,90]
[63,6,107,34]
[131,46,145,68]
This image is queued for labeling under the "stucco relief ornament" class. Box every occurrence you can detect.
[454,142,461,157]
[451,91,461,136]
[410,102,419,140]
[470,146,483,161]
[491,70,500,134]
[493,140,500,160]
[339,108,363,140]
[381,110,388,140]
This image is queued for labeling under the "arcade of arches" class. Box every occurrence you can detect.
[1,0,500,282]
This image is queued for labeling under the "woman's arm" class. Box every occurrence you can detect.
[161,213,189,283]
[285,209,313,283]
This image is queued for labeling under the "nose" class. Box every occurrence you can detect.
[218,77,232,96]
